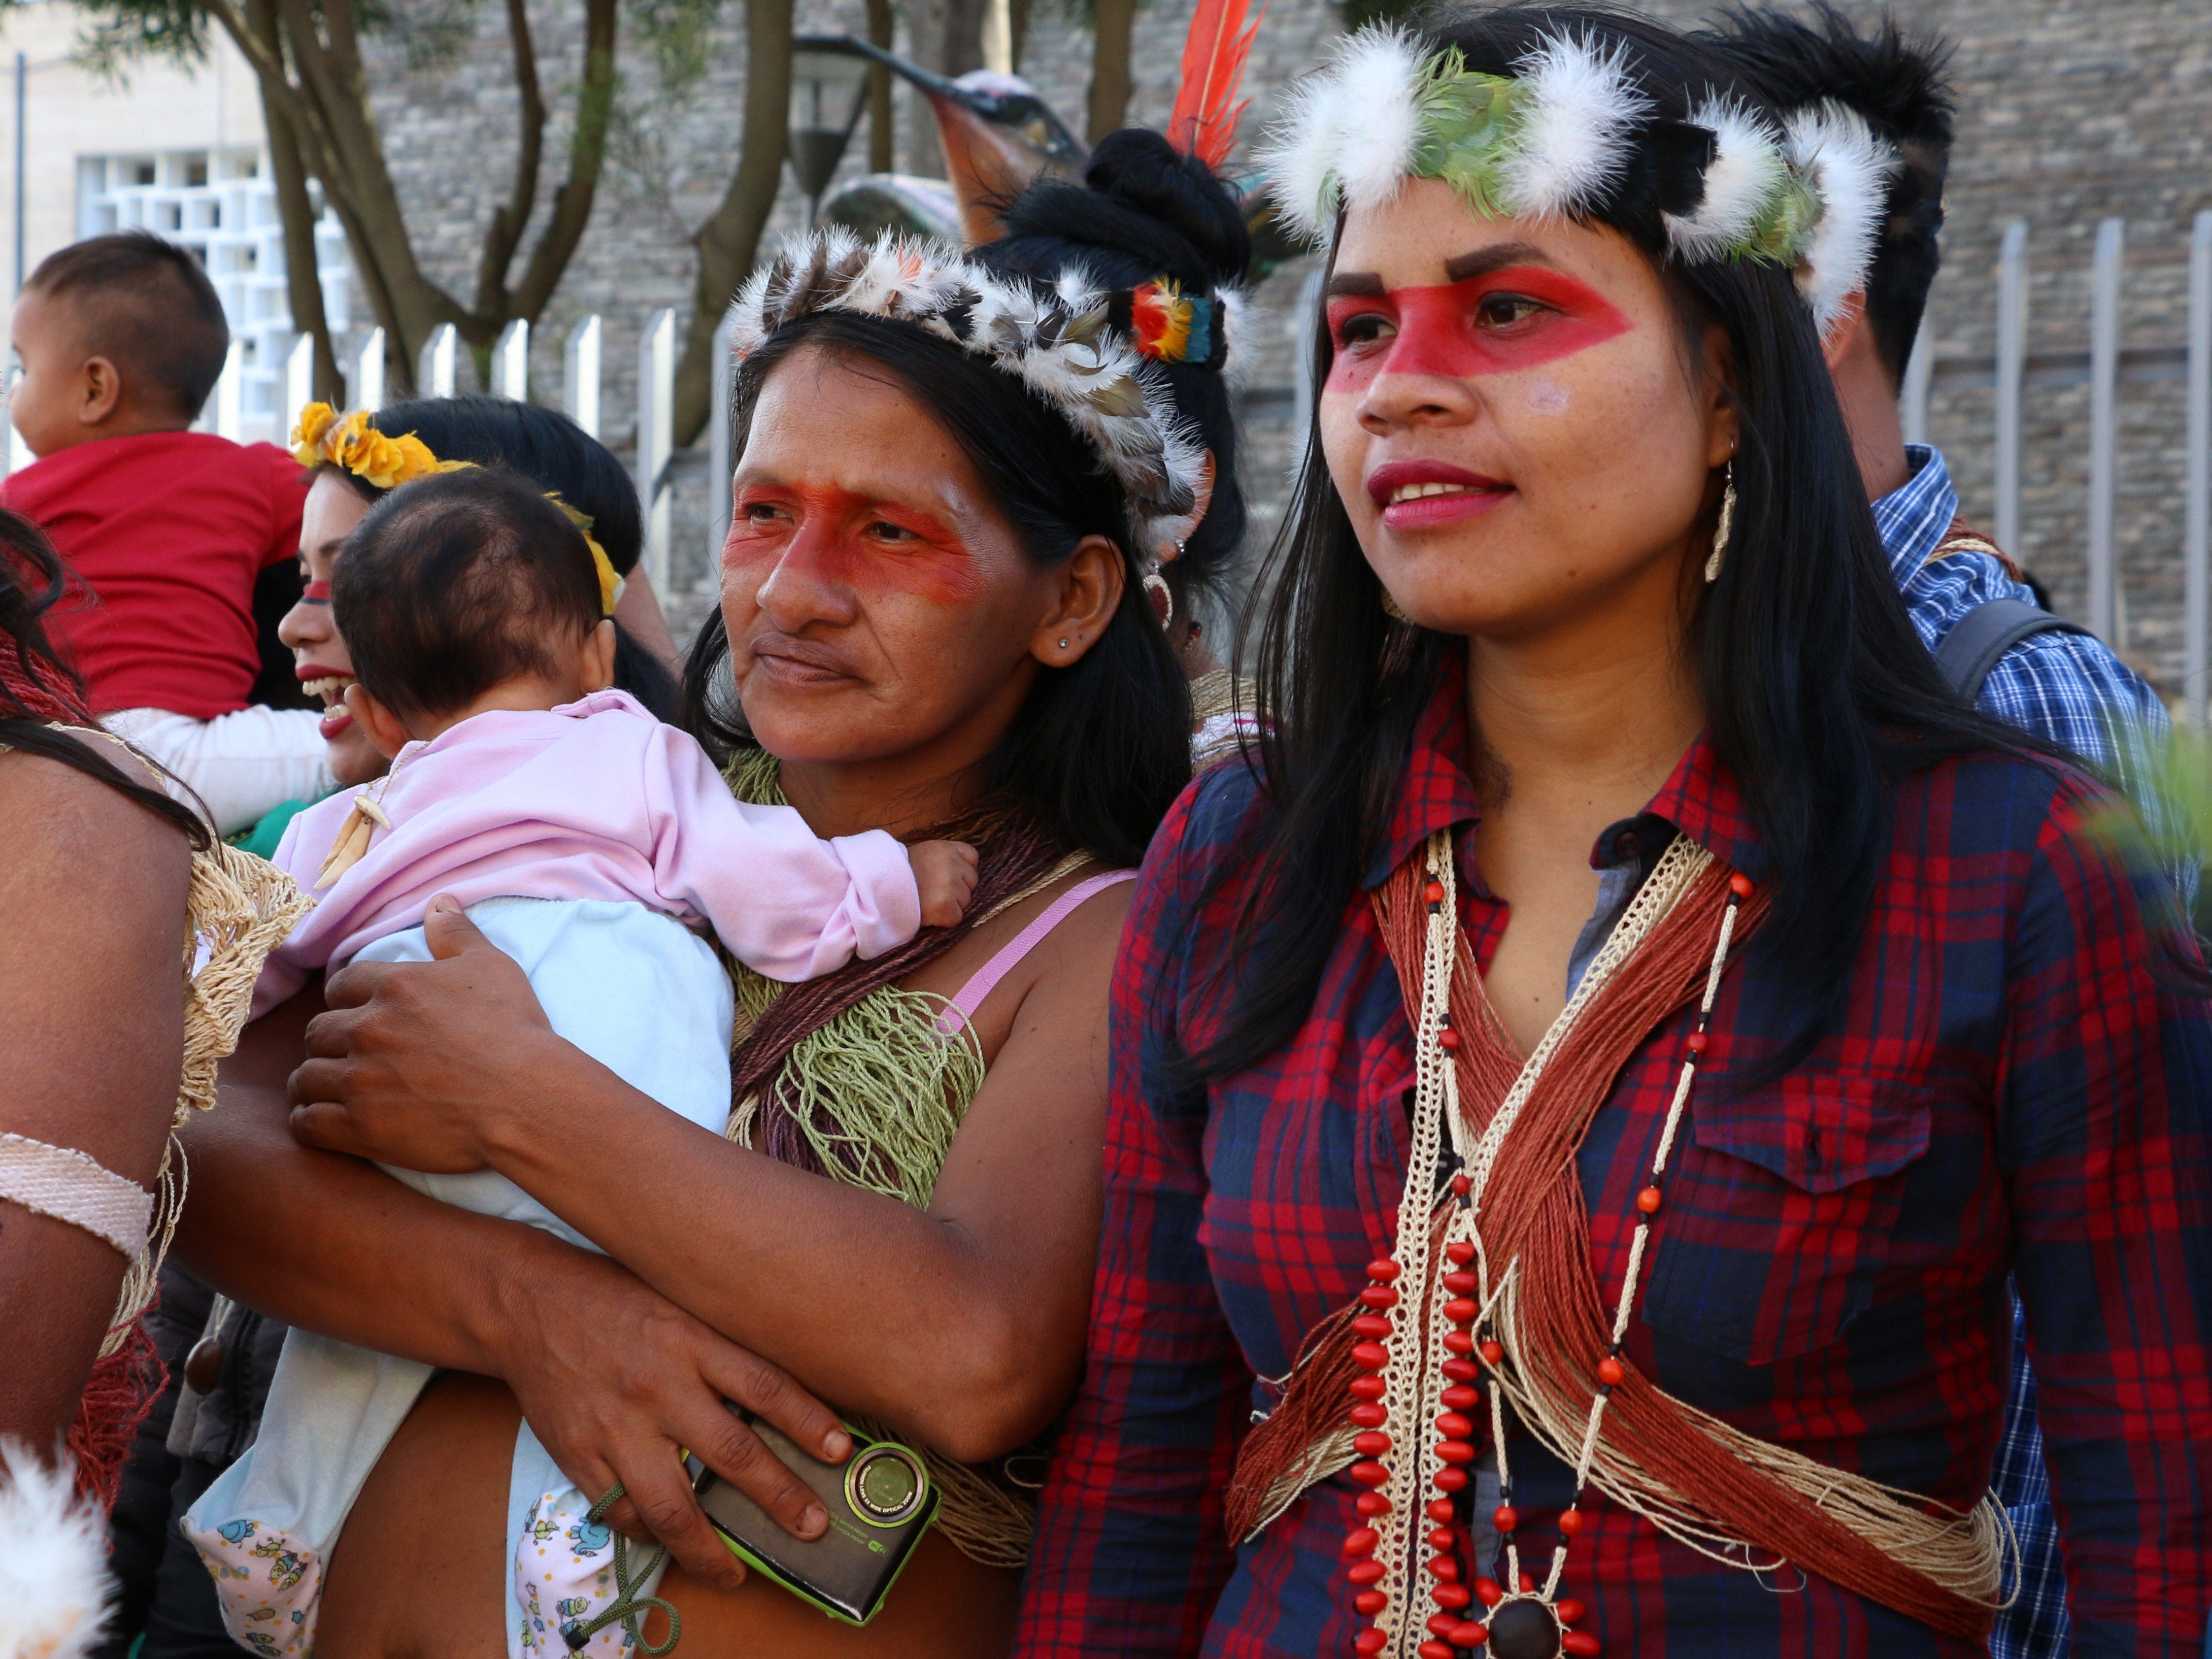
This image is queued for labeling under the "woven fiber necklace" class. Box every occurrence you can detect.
[1343,830,1749,1659]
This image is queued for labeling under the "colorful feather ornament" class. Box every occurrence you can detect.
[1168,0,1264,169]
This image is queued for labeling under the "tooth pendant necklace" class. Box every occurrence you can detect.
[1343,832,1747,1659]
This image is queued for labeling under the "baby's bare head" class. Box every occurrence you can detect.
[332,464,602,725]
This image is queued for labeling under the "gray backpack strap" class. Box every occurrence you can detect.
[1932,596,2088,703]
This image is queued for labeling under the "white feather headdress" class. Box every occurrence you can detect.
[729,229,1209,536]
[1783,102,1895,333]
[1258,25,1895,325]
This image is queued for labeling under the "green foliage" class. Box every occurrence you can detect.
[65,0,210,81]
[628,0,729,96]
[2089,723,2212,888]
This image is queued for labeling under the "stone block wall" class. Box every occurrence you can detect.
[353,0,2212,690]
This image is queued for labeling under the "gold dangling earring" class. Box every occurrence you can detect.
[1381,587,1412,623]
[1704,460,1736,585]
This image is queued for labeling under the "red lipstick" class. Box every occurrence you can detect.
[1365,460,1513,530]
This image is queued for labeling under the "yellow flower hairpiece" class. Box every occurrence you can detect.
[289,402,623,616]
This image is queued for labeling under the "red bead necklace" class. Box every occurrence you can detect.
[1342,837,1750,1659]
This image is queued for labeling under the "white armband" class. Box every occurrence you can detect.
[0,1133,152,1259]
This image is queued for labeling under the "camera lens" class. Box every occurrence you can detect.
[848,1445,925,1525]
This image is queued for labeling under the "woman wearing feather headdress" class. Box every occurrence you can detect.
[154,14,1268,1654]
[1020,7,2212,1658]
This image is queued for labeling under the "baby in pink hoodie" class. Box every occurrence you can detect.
[189,465,976,1656]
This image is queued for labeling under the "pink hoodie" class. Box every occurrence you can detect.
[254,689,919,1017]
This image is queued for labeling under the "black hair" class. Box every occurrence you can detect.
[682,309,1192,869]
[0,508,209,846]
[1699,4,1955,383]
[1197,4,2046,1084]
[26,230,230,421]
[977,127,1254,615]
[332,465,602,723]
[321,396,677,718]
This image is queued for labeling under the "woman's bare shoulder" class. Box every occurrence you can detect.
[0,741,192,891]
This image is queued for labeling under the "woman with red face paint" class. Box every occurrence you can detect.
[1021,9,2212,1659]
[161,223,1197,1651]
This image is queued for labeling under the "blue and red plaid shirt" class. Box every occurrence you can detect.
[1020,661,2212,1658]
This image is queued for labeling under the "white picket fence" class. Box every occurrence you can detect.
[258,311,684,595]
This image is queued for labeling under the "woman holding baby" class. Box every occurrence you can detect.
[170,135,1245,1657]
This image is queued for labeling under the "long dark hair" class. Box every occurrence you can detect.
[0,511,209,846]
[682,309,1193,869]
[1198,5,2045,1081]
[326,396,679,719]
[979,127,1255,613]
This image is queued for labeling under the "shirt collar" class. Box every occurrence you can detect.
[1870,442,1958,582]
[1362,651,1766,889]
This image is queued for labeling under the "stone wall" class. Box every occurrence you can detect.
[353,0,2212,689]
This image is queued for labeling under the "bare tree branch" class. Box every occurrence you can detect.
[509,0,616,323]
[673,0,793,446]
[474,0,547,316]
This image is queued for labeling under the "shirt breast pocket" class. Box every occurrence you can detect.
[1638,1073,1933,1368]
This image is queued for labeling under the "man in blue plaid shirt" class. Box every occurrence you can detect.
[1709,11,2181,1658]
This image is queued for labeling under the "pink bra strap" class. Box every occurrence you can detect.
[936,869,1138,1035]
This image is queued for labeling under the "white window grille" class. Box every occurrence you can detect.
[76,148,352,442]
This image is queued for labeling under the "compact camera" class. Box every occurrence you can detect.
[684,1415,940,1626]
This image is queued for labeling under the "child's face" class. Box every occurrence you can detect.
[7,288,119,457]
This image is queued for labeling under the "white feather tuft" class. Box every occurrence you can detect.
[1784,102,1895,334]
[1666,98,1787,259]
[0,1444,112,1659]
[722,229,1210,533]
[1498,30,1649,220]
[1258,26,1425,243]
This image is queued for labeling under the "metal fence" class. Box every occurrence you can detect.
[1900,210,2212,723]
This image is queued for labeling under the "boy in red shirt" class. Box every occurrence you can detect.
[3,230,327,834]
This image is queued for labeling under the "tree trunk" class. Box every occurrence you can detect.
[247,0,342,403]
[865,0,894,174]
[672,0,794,447]
[1010,0,1032,71]
[1087,0,1137,145]
[197,0,614,393]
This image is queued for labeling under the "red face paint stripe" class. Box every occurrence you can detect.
[1325,265,1632,393]
[723,484,986,606]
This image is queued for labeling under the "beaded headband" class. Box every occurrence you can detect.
[290,402,623,617]
[727,228,1217,536]
[1259,26,1894,332]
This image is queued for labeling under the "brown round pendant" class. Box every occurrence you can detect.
[182,1334,225,1395]
[1484,1597,1560,1659]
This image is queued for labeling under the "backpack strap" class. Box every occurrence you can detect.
[1933,596,2089,704]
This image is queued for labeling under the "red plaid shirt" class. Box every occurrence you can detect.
[1019,663,2212,1658]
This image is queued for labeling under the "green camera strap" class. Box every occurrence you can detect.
[560,1484,682,1656]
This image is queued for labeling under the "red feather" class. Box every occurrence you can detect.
[1167,0,1264,171]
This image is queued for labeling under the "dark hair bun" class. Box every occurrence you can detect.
[992,128,1252,293]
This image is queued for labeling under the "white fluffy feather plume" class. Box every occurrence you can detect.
[1498,31,1650,220]
[1784,101,1895,335]
[0,1444,112,1659]
[1258,26,1425,242]
[724,231,1207,535]
[1666,98,1787,259]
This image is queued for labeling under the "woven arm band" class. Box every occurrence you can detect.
[0,1133,152,1259]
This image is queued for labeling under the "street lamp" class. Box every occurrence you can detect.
[789,37,873,228]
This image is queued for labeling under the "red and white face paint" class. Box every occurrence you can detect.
[1315,180,1737,643]
[1323,265,1633,394]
